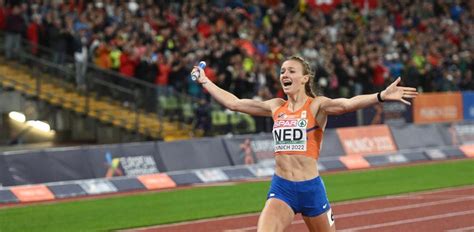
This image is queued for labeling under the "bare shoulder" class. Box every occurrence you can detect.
[310,96,329,111]
[312,96,331,104]
[265,98,286,110]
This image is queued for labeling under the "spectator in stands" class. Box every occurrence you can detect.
[26,14,42,56]
[4,5,25,60]
[73,28,88,90]
[0,0,6,31]
[119,44,139,78]
[1,0,472,118]
[45,16,71,65]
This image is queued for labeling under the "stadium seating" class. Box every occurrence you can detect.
[0,57,194,141]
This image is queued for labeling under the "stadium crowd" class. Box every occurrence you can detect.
[0,0,473,100]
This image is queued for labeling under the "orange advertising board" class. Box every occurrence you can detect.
[336,125,397,156]
[339,155,371,169]
[10,185,55,202]
[137,173,177,190]
[413,92,463,124]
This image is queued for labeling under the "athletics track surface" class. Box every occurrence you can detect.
[128,185,474,232]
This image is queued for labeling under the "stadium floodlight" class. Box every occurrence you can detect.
[26,120,51,132]
[8,111,26,123]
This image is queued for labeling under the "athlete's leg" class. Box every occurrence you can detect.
[257,198,295,232]
[302,208,336,232]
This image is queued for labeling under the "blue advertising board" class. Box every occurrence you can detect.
[462,91,474,121]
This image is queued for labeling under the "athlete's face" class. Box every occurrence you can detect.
[280,60,309,95]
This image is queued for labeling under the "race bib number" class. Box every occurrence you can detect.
[273,119,307,152]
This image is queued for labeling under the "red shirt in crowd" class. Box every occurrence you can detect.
[156,62,171,86]
[119,53,138,77]
[373,63,388,87]
[27,22,41,55]
[197,22,211,38]
[0,6,7,30]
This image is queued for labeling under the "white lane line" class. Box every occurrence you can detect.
[335,185,474,206]
[387,194,474,200]
[336,196,474,218]
[338,210,474,232]
[446,225,474,232]
[224,196,474,232]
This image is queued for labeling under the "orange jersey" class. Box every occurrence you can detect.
[272,98,323,159]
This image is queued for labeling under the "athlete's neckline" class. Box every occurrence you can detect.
[285,97,310,113]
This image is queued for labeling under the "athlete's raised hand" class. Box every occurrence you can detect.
[191,66,209,84]
[381,77,418,105]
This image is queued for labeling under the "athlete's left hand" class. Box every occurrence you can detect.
[381,77,418,105]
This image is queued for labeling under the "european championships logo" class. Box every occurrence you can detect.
[105,151,123,177]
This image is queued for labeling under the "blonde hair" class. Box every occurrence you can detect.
[287,56,316,97]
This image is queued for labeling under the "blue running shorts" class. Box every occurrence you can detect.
[267,174,331,217]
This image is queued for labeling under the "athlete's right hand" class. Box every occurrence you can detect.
[192,66,209,85]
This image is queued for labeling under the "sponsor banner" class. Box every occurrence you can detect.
[195,169,229,183]
[248,165,275,177]
[137,173,176,190]
[441,147,466,158]
[387,154,408,163]
[0,190,18,203]
[413,92,463,124]
[157,138,232,172]
[47,147,95,182]
[168,173,203,185]
[320,129,345,158]
[78,179,117,195]
[462,91,474,120]
[390,124,449,150]
[3,151,55,186]
[222,134,273,165]
[86,142,160,179]
[47,184,87,198]
[401,152,428,162]
[0,154,14,187]
[336,125,397,156]
[339,155,371,169]
[424,149,447,160]
[459,144,474,158]
[365,155,390,166]
[365,153,410,165]
[326,111,357,129]
[10,185,55,202]
[109,178,146,192]
[319,159,347,170]
[222,168,255,180]
[362,102,412,125]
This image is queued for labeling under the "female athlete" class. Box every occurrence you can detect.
[191,56,417,231]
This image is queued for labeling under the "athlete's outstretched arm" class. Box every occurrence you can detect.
[192,66,283,117]
[319,77,418,115]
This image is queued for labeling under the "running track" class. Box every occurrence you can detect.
[127,185,474,232]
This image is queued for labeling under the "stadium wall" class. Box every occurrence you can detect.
[0,121,472,188]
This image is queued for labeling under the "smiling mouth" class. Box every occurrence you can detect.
[283,81,292,87]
